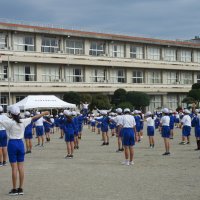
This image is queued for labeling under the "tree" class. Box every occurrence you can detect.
[112,88,127,105]
[126,91,150,110]
[192,83,200,90]
[117,101,133,110]
[63,91,80,105]
[187,89,200,106]
[90,94,111,110]
[80,93,92,104]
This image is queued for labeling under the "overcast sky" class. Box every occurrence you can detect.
[0,0,200,40]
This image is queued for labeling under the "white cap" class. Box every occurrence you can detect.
[63,110,71,116]
[195,109,199,113]
[134,110,138,114]
[116,108,122,113]
[10,106,20,115]
[145,111,152,116]
[55,115,58,117]
[36,111,40,115]
[184,109,190,114]
[72,111,77,116]
[101,110,107,115]
[50,115,53,117]
[25,111,30,116]
[169,110,173,114]
[59,112,63,116]
[124,108,130,113]
[0,106,3,112]
[137,110,141,114]
[162,108,169,114]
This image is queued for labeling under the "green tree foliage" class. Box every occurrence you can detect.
[80,93,92,104]
[182,97,195,104]
[187,89,200,106]
[117,101,133,110]
[126,91,150,109]
[192,83,200,90]
[63,91,80,105]
[90,94,111,110]
[112,88,127,105]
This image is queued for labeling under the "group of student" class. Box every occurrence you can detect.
[1,103,200,196]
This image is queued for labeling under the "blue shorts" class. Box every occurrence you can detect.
[182,126,191,137]
[91,122,96,127]
[8,139,25,163]
[74,131,78,136]
[170,124,174,130]
[162,126,170,138]
[147,126,154,136]
[136,125,141,132]
[195,127,200,138]
[65,134,74,142]
[101,126,108,133]
[36,126,44,136]
[0,130,7,147]
[45,127,50,133]
[123,128,135,146]
[24,132,33,139]
[78,125,83,132]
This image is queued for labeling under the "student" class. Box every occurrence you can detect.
[0,106,10,166]
[0,106,49,195]
[24,111,33,154]
[180,109,191,145]
[72,111,79,149]
[63,110,75,158]
[145,111,155,148]
[160,108,171,155]
[100,111,110,145]
[121,108,136,166]
[169,110,175,139]
[134,110,141,142]
[192,109,200,150]
[43,116,52,142]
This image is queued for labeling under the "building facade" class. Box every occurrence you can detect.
[0,21,200,111]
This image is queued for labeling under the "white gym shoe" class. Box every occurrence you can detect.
[121,160,129,166]
[129,161,134,165]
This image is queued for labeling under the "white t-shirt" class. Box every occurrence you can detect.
[160,116,170,126]
[83,104,89,109]
[0,117,32,139]
[122,114,136,128]
[146,117,155,127]
[113,115,123,126]
[0,114,10,130]
[181,115,191,127]
[35,117,44,126]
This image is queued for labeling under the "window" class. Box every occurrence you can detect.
[91,68,105,83]
[89,41,105,56]
[130,46,143,59]
[149,96,162,112]
[42,37,59,53]
[197,73,200,83]
[14,35,34,51]
[65,67,84,82]
[194,51,200,63]
[180,50,191,62]
[42,66,60,82]
[132,70,143,83]
[66,40,84,55]
[0,33,7,49]
[164,49,176,61]
[181,72,192,84]
[16,96,25,103]
[0,64,7,80]
[110,69,126,83]
[111,44,124,58]
[167,72,179,84]
[167,95,178,110]
[0,96,7,112]
[147,47,160,60]
[13,65,36,82]
[179,95,187,109]
[148,71,161,84]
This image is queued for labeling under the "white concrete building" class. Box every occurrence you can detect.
[0,21,200,111]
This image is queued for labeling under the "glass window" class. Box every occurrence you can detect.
[91,68,105,83]
[16,96,25,103]
[181,72,192,84]
[132,70,143,83]
[148,71,161,84]
[194,51,200,63]
[147,47,160,60]
[41,37,59,53]
[0,33,7,49]
[179,95,187,109]
[167,95,178,110]
[110,69,126,83]
[164,49,176,61]
[180,50,191,62]
[149,96,162,111]
[0,64,8,80]
[66,40,84,55]
[130,46,143,59]
[197,73,200,83]
[167,72,179,84]
[65,67,84,82]
[14,35,35,51]
[89,41,105,56]
[13,64,36,82]
[42,66,60,82]
[111,44,124,58]
[0,96,7,112]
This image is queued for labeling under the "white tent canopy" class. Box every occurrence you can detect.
[8,95,76,110]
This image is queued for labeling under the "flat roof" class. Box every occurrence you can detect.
[0,21,199,48]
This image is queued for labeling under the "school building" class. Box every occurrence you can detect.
[0,20,200,111]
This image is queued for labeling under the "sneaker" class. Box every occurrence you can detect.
[35,144,40,147]
[179,141,186,145]
[106,142,109,145]
[101,142,106,146]
[0,162,3,167]
[17,188,24,195]
[116,149,121,152]
[187,142,190,144]
[194,148,200,151]
[162,152,170,156]
[8,189,18,196]
[120,148,124,151]
[3,161,7,166]
[121,160,129,166]
[40,144,44,147]
[69,155,73,158]
[65,155,71,159]
[129,161,134,165]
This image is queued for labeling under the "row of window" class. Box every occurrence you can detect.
[1,33,200,63]
[0,64,199,84]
